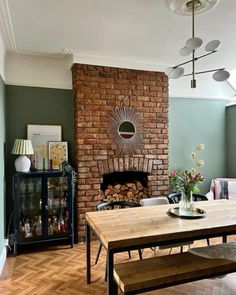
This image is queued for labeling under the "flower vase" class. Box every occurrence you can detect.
[179,191,195,215]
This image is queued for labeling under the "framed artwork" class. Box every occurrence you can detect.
[27,125,62,170]
[48,141,68,170]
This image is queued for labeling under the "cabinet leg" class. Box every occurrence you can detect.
[14,242,17,256]
[71,238,73,248]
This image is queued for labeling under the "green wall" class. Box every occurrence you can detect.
[4,87,229,229]
[169,97,227,193]
[5,85,74,228]
[0,75,5,255]
[226,105,236,177]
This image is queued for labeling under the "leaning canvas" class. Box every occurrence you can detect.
[48,141,68,170]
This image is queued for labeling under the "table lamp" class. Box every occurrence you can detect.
[11,139,34,172]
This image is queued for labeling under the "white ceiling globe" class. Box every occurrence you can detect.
[168,67,184,79]
[165,67,174,76]
[205,40,221,52]
[213,70,230,82]
[179,46,192,56]
[185,37,203,50]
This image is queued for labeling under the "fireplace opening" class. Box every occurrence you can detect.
[101,171,149,203]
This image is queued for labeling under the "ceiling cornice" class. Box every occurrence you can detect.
[71,50,167,72]
[0,0,16,51]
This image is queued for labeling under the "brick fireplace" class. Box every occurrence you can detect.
[72,64,169,241]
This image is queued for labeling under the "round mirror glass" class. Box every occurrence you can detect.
[118,121,136,139]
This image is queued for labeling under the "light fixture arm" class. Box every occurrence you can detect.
[173,51,216,68]
[184,67,225,77]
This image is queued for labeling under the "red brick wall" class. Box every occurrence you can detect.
[72,64,169,241]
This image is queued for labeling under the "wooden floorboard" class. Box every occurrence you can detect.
[0,237,236,295]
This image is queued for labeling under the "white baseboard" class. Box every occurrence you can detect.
[0,246,6,276]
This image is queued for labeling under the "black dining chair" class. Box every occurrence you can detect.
[168,192,210,246]
[168,192,208,203]
[94,200,142,281]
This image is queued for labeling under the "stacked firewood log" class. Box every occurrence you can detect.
[101,181,149,203]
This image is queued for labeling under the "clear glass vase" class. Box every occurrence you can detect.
[179,190,195,215]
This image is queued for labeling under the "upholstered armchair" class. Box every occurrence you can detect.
[206,178,236,200]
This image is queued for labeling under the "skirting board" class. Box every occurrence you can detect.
[0,246,6,275]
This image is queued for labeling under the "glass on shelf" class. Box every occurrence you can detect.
[28,179,34,192]
[35,216,42,236]
[47,208,69,235]
[19,214,43,239]
[20,180,26,194]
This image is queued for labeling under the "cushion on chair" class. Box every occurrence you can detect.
[213,178,236,200]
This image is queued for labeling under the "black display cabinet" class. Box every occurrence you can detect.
[13,171,74,255]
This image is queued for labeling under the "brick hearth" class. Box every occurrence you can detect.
[72,64,169,241]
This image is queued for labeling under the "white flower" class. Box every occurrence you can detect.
[196,159,205,167]
[191,152,196,159]
[196,144,205,151]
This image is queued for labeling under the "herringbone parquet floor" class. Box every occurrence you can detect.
[1,237,236,295]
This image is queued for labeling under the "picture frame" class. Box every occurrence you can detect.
[48,141,68,170]
[27,124,62,170]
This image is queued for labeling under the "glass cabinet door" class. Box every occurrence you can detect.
[19,177,42,239]
[47,176,69,236]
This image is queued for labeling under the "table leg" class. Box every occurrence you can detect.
[107,249,114,295]
[86,222,91,284]
[223,235,227,243]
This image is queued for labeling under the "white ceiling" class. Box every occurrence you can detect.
[1,0,236,96]
[5,0,236,71]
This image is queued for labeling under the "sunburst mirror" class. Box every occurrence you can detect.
[109,107,142,154]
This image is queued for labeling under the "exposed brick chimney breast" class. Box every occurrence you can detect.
[72,64,169,241]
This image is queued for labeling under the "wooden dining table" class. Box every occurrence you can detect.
[85,199,236,295]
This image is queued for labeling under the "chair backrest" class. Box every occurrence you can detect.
[193,193,208,202]
[168,193,181,203]
[140,197,169,206]
[168,192,208,203]
[96,200,140,211]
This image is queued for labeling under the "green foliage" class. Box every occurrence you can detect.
[169,169,204,196]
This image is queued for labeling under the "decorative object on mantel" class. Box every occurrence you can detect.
[11,139,34,172]
[169,169,204,214]
[109,107,142,154]
[165,0,230,88]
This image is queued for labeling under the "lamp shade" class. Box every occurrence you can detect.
[185,37,203,50]
[167,67,184,79]
[179,46,192,56]
[212,70,230,82]
[11,139,34,155]
[205,40,221,52]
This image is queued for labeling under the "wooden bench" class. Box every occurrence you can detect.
[113,250,236,295]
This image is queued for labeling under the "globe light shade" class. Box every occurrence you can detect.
[205,40,221,52]
[185,37,203,50]
[179,46,192,56]
[168,67,184,79]
[212,70,230,82]
[165,67,174,76]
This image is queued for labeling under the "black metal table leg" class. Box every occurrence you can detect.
[107,249,114,295]
[86,222,91,284]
